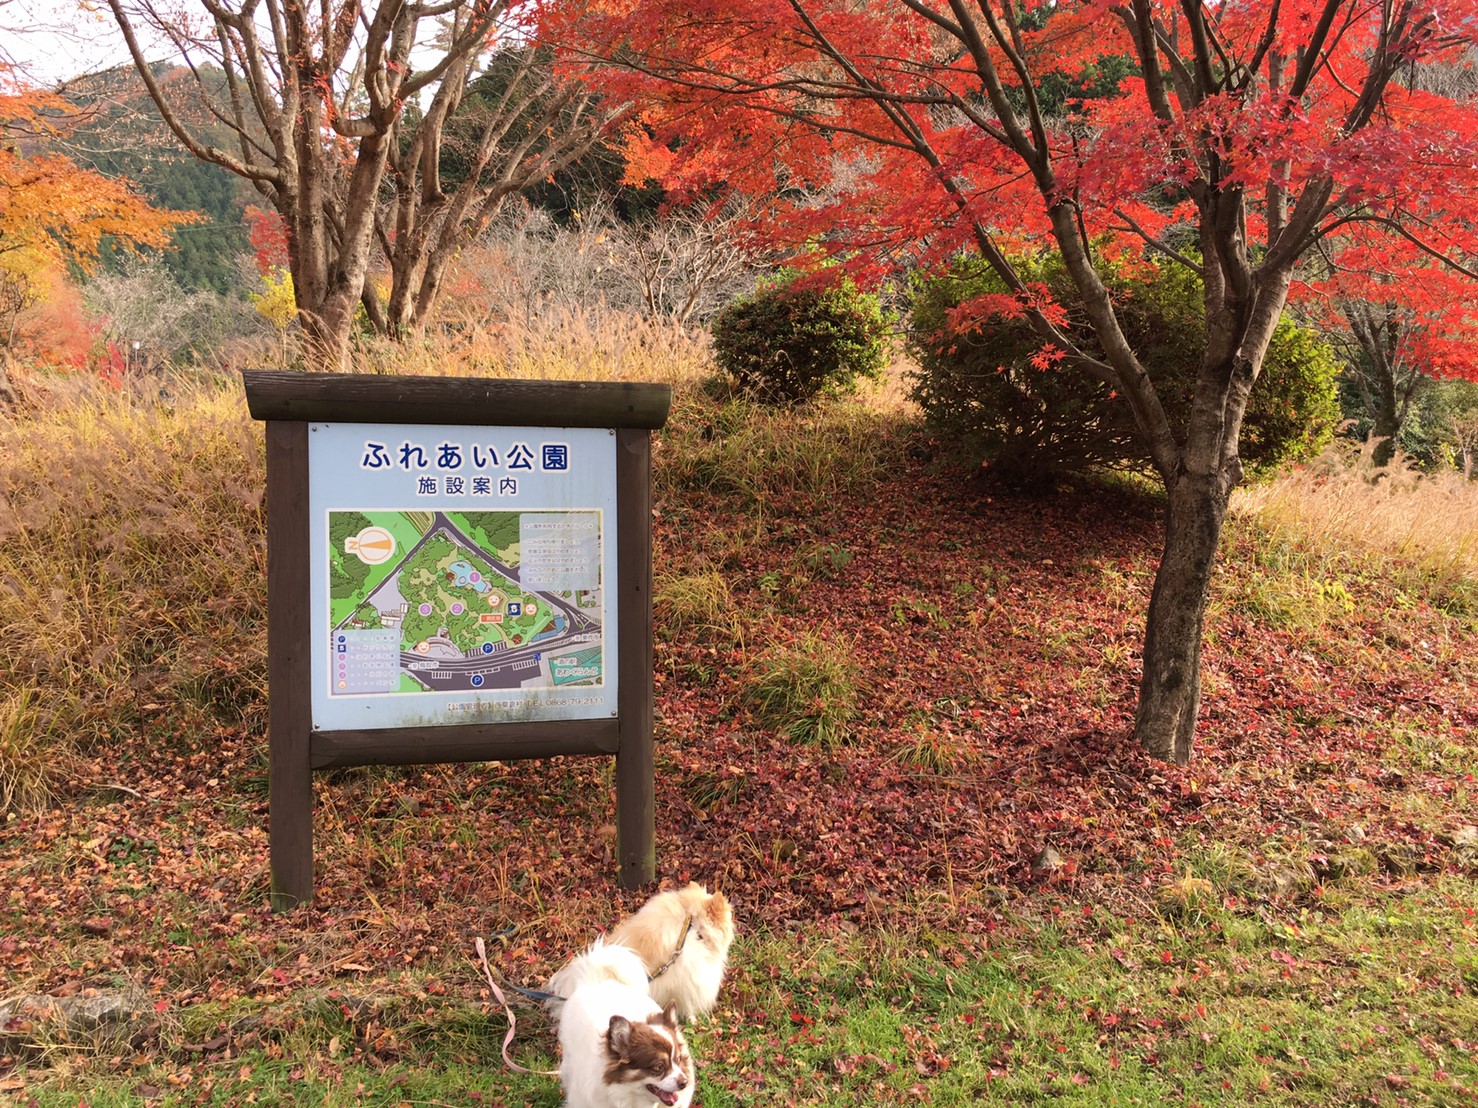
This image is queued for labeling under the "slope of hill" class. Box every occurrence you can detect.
[58,63,253,293]
[0,354,1474,1105]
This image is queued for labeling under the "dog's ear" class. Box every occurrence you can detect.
[660,1002,680,1028]
[705,890,732,928]
[606,1015,634,1060]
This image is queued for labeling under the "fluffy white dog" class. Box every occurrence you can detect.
[608,883,735,1019]
[556,941,695,1108]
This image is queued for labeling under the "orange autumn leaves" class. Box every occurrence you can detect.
[1,73,196,366]
[1,80,194,268]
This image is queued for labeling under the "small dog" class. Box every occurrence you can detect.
[547,883,735,1023]
[547,936,650,1018]
[556,942,695,1108]
[609,883,734,1020]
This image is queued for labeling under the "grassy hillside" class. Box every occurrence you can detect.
[1,333,1475,1106]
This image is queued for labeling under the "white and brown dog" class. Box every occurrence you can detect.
[555,940,695,1108]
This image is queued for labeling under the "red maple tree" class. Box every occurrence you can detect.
[1295,227,1478,463]
[582,0,1478,762]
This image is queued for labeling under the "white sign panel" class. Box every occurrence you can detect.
[308,422,618,731]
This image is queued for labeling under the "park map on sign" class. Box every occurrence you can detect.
[327,510,603,697]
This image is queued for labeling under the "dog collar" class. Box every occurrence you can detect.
[647,915,694,981]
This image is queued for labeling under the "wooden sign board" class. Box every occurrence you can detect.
[244,371,671,910]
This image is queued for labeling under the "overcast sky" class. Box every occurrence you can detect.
[3,2,459,96]
[1,0,139,86]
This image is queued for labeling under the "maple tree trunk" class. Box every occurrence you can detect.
[384,201,497,336]
[383,200,461,337]
[291,127,391,367]
[384,254,448,338]
[1135,468,1231,765]
[1372,366,1400,467]
[412,251,456,331]
[301,291,361,370]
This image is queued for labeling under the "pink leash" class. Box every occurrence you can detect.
[473,935,560,1077]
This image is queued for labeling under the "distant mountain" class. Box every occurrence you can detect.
[57,63,254,294]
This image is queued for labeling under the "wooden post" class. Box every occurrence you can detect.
[615,428,656,890]
[265,421,314,911]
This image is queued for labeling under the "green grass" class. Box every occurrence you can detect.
[12,869,1474,1106]
[742,632,860,747]
[704,880,1478,1106]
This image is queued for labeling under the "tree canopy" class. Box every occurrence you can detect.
[104,0,626,363]
[0,76,191,271]
[57,65,254,295]
[1,69,196,361]
[581,0,1478,761]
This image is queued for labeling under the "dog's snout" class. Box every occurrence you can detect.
[675,1073,688,1089]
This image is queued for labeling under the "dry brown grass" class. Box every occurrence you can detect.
[857,345,920,416]
[350,307,714,389]
[1232,440,1478,587]
[0,371,267,812]
[0,309,714,814]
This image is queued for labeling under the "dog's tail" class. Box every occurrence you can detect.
[544,937,650,1020]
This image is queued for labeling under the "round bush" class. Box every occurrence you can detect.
[712,273,887,404]
[909,253,1340,479]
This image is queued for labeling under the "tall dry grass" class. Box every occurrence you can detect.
[352,304,715,389]
[0,371,267,810]
[1232,440,1478,596]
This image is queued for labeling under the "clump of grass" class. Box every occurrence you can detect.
[800,541,856,579]
[1232,441,1478,599]
[890,728,978,773]
[0,687,68,814]
[654,569,744,647]
[1179,841,1261,895]
[744,634,859,746]
[686,765,750,813]
[1154,871,1218,922]
[889,701,980,772]
[660,392,906,508]
[1218,560,1358,632]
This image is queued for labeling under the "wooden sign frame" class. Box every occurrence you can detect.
[244,371,671,910]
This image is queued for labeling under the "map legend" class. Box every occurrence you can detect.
[334,629,401,693]
[520,512,601,591]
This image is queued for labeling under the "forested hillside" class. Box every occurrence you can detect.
[59,64,251,293]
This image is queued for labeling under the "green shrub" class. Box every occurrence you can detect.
[711,272,887,403]
[909,253,1340,480]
